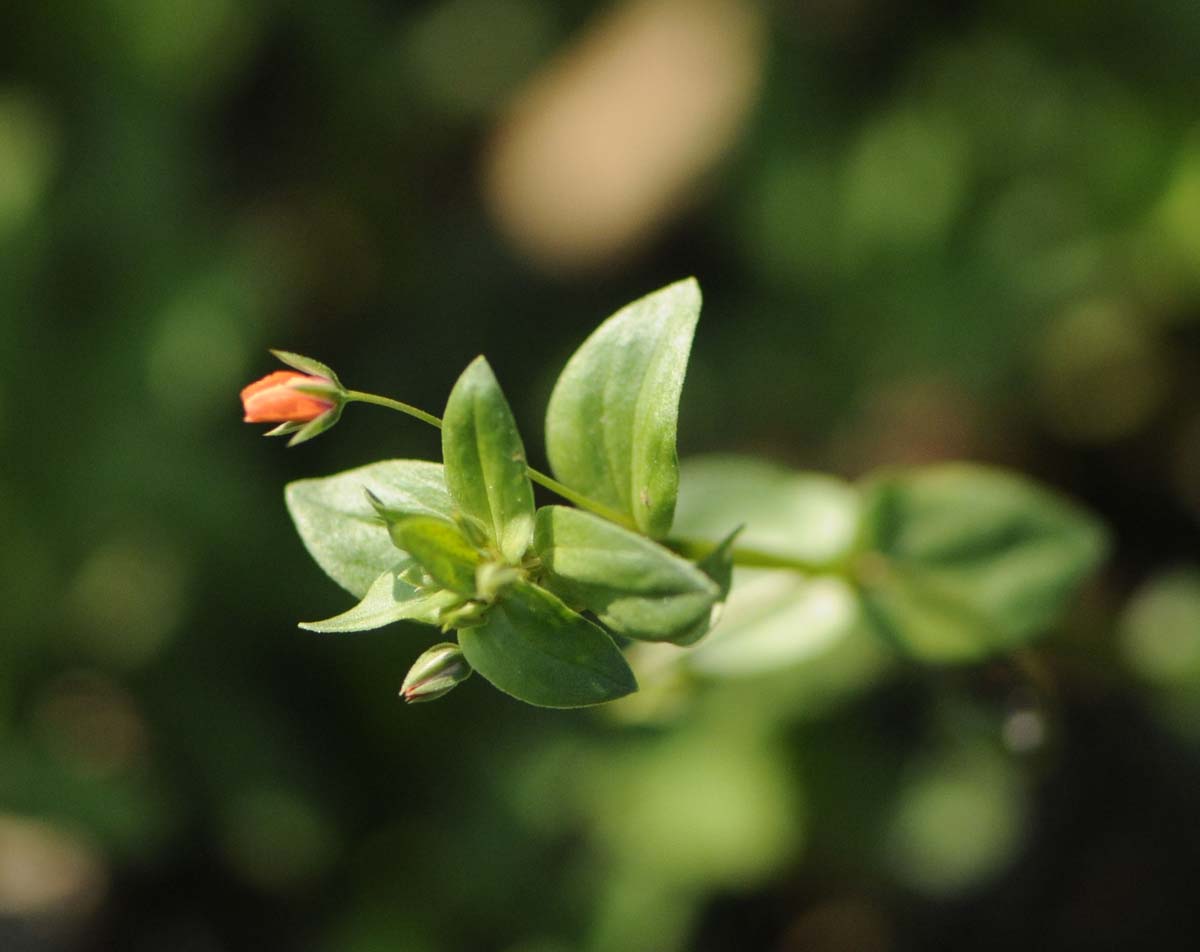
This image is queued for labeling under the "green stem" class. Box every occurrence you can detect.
[524,470,637,529]
[669,537,842,575]
[345,390,444,430]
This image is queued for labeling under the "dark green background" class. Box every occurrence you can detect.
[2,1,1199,950]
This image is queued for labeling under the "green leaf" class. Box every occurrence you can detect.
[458,580,637,708]
[442,356,535,563]
[285,460,456,598]
[299,559,459,632]
[674,455,861,565]
[386,516,482,596]
[545,278,701,538]
[534,505,718,642]
[857,463,1108,661]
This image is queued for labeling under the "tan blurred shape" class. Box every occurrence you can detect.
[484,0,765,272]
[0,814,106,921]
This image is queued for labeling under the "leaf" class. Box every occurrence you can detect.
[458,580,637,708]
[442,356,535,563]
[534,506,718,642]
[673,455,861,565]
[299,559,459,632]
[285,460,456,598]
[545,278,701,538]
[686,570,863,676]
[386,516,482,596]
[856,463,1108,661]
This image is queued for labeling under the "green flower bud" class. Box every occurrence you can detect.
[400,643,472,703]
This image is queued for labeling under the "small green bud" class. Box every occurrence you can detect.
[401,642,472,703]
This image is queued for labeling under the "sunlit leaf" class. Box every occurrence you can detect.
[285,461,456,598]
[442,356,535,563]
[386,516,482,596]
[299,559,459,633]
[458,580,636,708]
[534,505,717,642]
[545,278,701,538]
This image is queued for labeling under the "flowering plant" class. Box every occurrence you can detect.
[244,280,1106,708]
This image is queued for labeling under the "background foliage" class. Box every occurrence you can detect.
[2,1,1199,949]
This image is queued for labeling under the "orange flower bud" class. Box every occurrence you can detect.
[241,370,335,423]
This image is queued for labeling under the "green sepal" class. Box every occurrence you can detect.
[299,559,460,633]
[270,349,342,387]
[287,380,345,400]
[533,505,718,642]
[458,580,636,708]
[442,356,535,564]
[386,515,483,596]
[545,278,701,538]
[286,405,343,447]
[264,421,304,438]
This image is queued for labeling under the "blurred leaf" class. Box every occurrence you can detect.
[285,461,455,598]
[299,559,458,633]
[534,505,717,642]
[545,278,700,538]
[885,748,1025,895]
[674,456,861,565]
[1121,566,1200,685]
[442,356,535,564]
[687,571,861,677]
[458,580,636,707]
[386,516,482,596]
[857,464,1107,661]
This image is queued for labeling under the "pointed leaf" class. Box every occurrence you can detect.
[545,278,701,538]
[459,580,636,708]
[442,356,535,563]
[299,559,459,632]
[387,516,482,595]
[285,460,456,597]
[534,506,718,642]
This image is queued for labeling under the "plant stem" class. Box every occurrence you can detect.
[347,388,840,575]
[524,470,637,529]
[669,537,841,575]
[345,390,444,430]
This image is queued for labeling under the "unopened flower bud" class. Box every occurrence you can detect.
[241,370,335,424]
[401,643,472,703]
